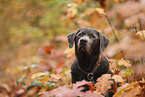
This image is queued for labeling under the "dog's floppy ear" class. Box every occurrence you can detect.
[67,32,77,48]
[99,33,110,53]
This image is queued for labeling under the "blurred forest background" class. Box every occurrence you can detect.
[0,0,145,97]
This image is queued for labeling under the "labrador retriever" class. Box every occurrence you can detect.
[67,28,112,83]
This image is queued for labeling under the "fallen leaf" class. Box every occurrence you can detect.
[118,59,131,67]
[67,3,78,17]
[95,74,114,95]
[108,81,118,93]
[43,46,54,54]
[136,30,145,40]
[112,75,124,83]
[74,0,84,5]
[31,73,48,79]
[95,8,106,15]
[114,82,145,97]
[87,83,96,92]
[121,69,133,78]
[39,77,50,83]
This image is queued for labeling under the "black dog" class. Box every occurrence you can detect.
[67,28,112,83]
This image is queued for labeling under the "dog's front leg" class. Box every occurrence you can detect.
[71,72,78,83]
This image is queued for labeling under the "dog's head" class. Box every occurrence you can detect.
[67,28,110,55]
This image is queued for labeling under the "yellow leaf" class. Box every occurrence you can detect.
[95,8,106,15]
[136,30,145,39]
[31,73,48,79]
[39,77,50,83]
[40,88,47,92]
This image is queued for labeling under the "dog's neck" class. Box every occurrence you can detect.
[76,52,100,72]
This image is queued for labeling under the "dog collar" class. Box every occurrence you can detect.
[77,55,101,81]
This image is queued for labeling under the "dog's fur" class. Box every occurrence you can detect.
[67,28,112,83]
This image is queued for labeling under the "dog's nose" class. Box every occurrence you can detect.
[80,39,87,43]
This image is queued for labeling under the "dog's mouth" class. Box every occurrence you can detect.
[77,43,89,54]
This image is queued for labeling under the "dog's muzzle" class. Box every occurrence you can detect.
[77,36,91,53]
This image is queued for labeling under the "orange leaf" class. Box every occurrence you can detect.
[43,46,54,54]
[74,0,84,5]
[109,81,118,93]
[114,69,120,75]
[56,62,65,70]
[87,83,96,92]
[39,77,50,83]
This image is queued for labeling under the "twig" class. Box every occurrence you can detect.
[105,14,125,59]
[138,19,144,65]
[138,19,145,40]
[105,15,119,42]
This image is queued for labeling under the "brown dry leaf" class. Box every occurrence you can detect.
[118,59,131,67]
[114,52,125,59]
[114,69,120,75]
[124,85,141,97]
[88,11,108,29]
[95,74,114,95]
[109,81,118,93]
[114,82,145,97]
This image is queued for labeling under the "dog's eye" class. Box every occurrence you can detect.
[78,33,85,37]
[88,34,96,38]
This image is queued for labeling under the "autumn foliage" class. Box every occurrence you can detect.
[0,0,145,97]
